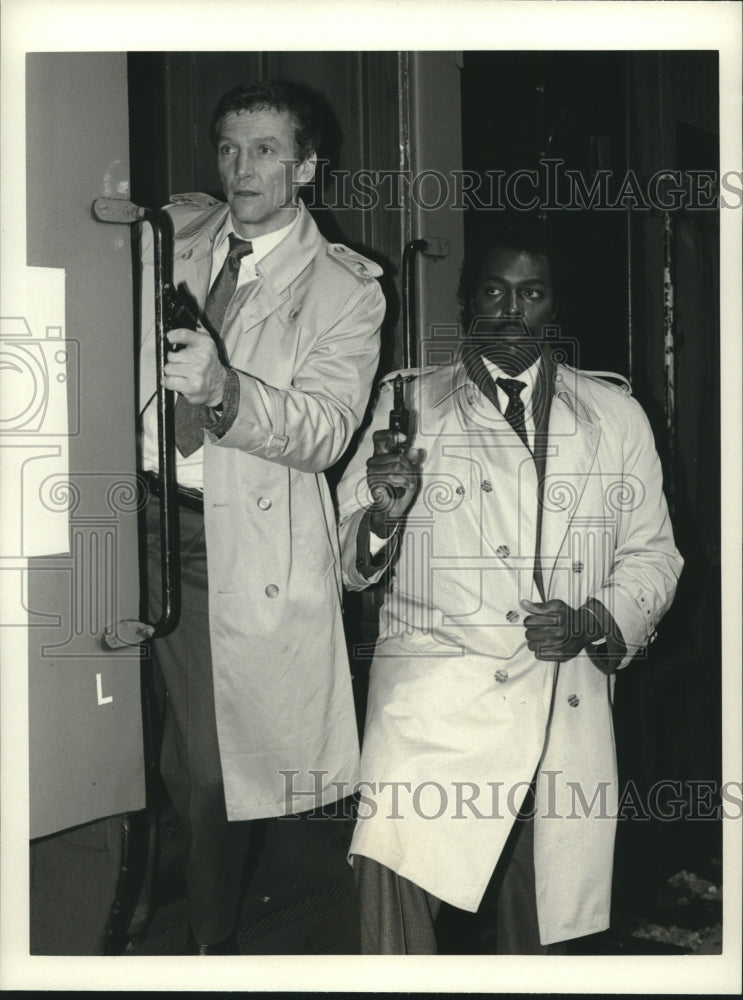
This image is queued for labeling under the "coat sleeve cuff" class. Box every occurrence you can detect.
[201,368,240,440]
[583,596,627,673]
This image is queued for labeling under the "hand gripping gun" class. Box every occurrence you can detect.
[370,373,412,503]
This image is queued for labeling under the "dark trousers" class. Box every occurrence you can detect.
[354,786,567,955]
[146,497,251,945]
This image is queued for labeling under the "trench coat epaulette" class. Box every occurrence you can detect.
[327,243,384,281]
[169,191,223,209]
[561,365,633,396]
[165,192,224,225]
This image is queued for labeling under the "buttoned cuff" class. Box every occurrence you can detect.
[200,367,240,440]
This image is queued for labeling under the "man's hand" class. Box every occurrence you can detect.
[520,598,604,663]
[367,429,420,537]
[164,328,227,407]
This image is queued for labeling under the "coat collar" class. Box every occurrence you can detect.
[174,199,322,295]
[254,201,324,292]
[428,357,603,432]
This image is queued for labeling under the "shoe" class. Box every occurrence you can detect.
[186,927,239,955]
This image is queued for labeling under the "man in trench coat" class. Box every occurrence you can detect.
[138,81,385,952]
[336,219,682,953]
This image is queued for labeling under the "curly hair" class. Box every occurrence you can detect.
[209,80,321,162]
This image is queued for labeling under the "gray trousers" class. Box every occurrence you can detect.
[354,785,567,955]
[146,497,252,945]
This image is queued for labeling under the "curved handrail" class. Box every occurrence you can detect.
[92,198,182,648]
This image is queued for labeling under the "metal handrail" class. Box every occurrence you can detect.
[92,198,182,648]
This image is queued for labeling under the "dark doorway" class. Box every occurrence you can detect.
[459,49,722,953]
[461,50,631,375]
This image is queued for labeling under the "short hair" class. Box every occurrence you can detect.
[457,215,556,329]
[209,80,321,161]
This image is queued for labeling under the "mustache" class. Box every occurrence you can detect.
[467,316,534,337]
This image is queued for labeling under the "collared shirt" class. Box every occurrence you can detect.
[209,210,298,289]
[480,354,542,451]
[140,210,299,489]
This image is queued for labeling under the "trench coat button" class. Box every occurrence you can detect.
[496,545,510,558]
[257,496,272,511]
[506,610,520,623]
[181,249,193,261]
[494,669,508,684]
[288,305,301,321]
[481,480,493,492]
[356,262,367,274]
[265,584,279,598]
[572,561,584,573]
[455,485,465,496]
[568,693,580,707]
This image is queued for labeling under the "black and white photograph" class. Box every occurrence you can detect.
[0,1,741,993]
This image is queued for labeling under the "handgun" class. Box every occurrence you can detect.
[162,282,199,351]
[388,373,410,453]
[371,373,412,502]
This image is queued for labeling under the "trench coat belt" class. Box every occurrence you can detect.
[142,469,204,514]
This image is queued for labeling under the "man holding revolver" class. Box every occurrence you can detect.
[336,218,682,953]
[138,80,385,953]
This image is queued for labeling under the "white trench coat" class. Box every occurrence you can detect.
[337,360,682,945]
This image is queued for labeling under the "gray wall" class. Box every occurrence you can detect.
[26,52,145,839]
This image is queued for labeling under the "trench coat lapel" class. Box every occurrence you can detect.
[222,202,323,364]
[540,368,601,598]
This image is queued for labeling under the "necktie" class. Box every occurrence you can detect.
[174,233,253,457]
[496,377,529,449]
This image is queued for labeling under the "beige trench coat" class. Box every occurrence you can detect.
[337,361,682,944]
[139,197,384,821]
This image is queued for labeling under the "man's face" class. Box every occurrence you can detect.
[216,107,316,238]
[469,246,555,371]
